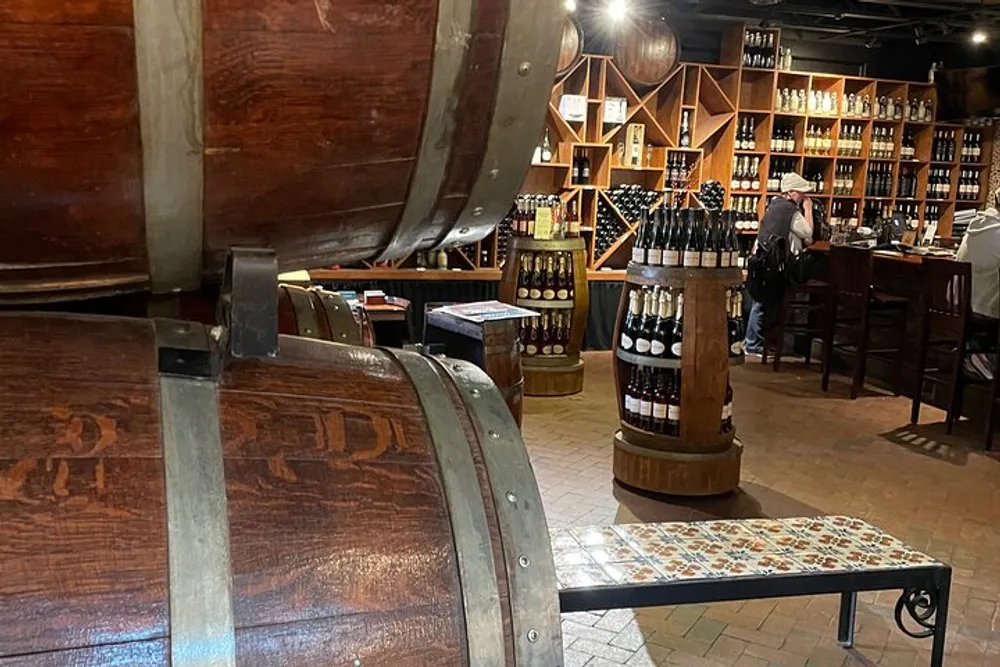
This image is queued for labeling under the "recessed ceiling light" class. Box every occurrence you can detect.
[972,30,988,44]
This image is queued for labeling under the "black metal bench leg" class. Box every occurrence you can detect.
[931,572,951,667]
[837,591,857,648]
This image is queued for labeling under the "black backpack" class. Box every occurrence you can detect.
[747,234,789,304]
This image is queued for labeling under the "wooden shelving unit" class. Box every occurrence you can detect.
[324,22,995,281]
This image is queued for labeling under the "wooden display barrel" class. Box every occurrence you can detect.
[612,264,745,496]
[499,236,590,396]
[0,311,561,666]
[277,284,374,346]
[0,0,564,303]
[613,18,680,89]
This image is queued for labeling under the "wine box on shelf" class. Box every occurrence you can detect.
[611,256,746,497]
[499,236,590,396]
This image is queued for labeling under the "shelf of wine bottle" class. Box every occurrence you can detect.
[631,206,741,270]
[621,367,735,438]
[518,309,573,359]
[618,284,746,366]
[513,249,577,302]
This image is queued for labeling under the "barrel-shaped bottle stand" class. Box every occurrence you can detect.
[499,237,590,396]
[612,264,745,496]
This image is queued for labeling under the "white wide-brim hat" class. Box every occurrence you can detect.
[781,172,811,193]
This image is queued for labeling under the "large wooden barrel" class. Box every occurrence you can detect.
[0,0,564,303]
[556,17,584,77]
[277,284,374,346]
[0,312,561,665]
[613,18,679,89]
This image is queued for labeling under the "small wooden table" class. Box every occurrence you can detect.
[554,516,951,667]
[424,309,525,426]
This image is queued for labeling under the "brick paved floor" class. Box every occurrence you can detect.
[523,352,1000,666]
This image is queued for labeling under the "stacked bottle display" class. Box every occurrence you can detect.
[622,369,735,436]
[730,156,761,192]
[512,195,581,238]
[631,207,740,269]
[829,201,860,228]
[932,131,957,162]
[571,153,592,185]
[927,168,952,200]
[774,88,808,114]
[771,124,797,153]
[841,93,873,118]
[961,132,985,163]
[665,154,693,191]
[869,127,896,159]
[618,285,743,434]
[897,167,918,199]
[515,251,575,301]
[742,30,776,69]
[865,163,893,198]
[838,124,864,157]
[900,129,917,160]
[731,196,760,231]
[804,125,833,155]
[833,164,857,195]
[736,117,757,151]
[518,310,573,358]
[874,96,906,121]
[767,158,798,192]
[957,170,982,201]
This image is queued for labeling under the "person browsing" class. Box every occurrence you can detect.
[742,172,815,355]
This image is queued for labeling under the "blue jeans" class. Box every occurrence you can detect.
[743,299,765,353]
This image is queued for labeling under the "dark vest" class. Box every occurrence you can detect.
[759,196,798,242]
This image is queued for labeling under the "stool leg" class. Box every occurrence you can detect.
[837,591,857,648]
[911,336,927,425]
[893,308,908,396]
[851,309,870,400]
[946,370,964,435]
[821,297,836,393]
[773,295,789,373]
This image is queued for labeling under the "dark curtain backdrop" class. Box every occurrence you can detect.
[315,279,625,351]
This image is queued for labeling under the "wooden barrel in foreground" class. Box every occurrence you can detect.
[611,263,744,496]
[0,312,561,666]
[0,0,564,303]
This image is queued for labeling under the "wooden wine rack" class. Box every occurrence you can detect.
[498,237,590,396]
[611,263,745,497]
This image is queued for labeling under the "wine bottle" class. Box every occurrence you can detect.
[650,290,672,358]
[667,370,681,437]
[540,312,553,355]
[516,252,531,299]
[525,316,539,356]
[702,211,720,268]
[635,290,656,355]
[652,371,668,434]
[552,311,566,355]
[638,369,653,431]
[542,255,556,300]
[647,208,664,266]
[556,253,570,300]
[624,366,639,425]
[528,254,543,299]
[669,292,685,358]
[728,289,745,357]
[681,210,700,268]
[680,110,691,148]
[620,289,641,352]
[665,207,682,267]
[632,208,650,265]
[541,128,552,163]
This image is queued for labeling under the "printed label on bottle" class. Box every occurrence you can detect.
[683,251,700,267]
[731,341,744,355]
[647,249,663,265]
[543,289,556,300]
[542,345,553,356]
[730,251,740,267]
[653,403,668,419]
[664,250,680,267]
[632,248,646,264]
[526,344,538,355]
[553,344,565,355]
[723,403,733,419]
[519,343,526,354]
[639,400,652,418]
[517,288,529,298]
[701,253,718,268]
[671,342,683,357]
[668,405,680,421]
[650,340,666,356]
[636,338,652,354]
[529,289,541,299]
[625,395,638,414]
[720,253,731,268]
[557,289,569,300]
[620,334,634,350]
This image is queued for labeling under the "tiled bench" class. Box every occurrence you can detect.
[553,516,951,666]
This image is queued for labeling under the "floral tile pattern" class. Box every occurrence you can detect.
[553,516,941,591]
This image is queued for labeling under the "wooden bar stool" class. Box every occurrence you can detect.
[766,278,833,373]
[821,245,909,399]
[910,257,972,433]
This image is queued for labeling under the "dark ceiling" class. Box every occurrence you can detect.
[651,0,1000,45]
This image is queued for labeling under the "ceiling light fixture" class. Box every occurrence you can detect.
[565,0,576,11]
[972,30,988,44]
[607,0,628,22]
